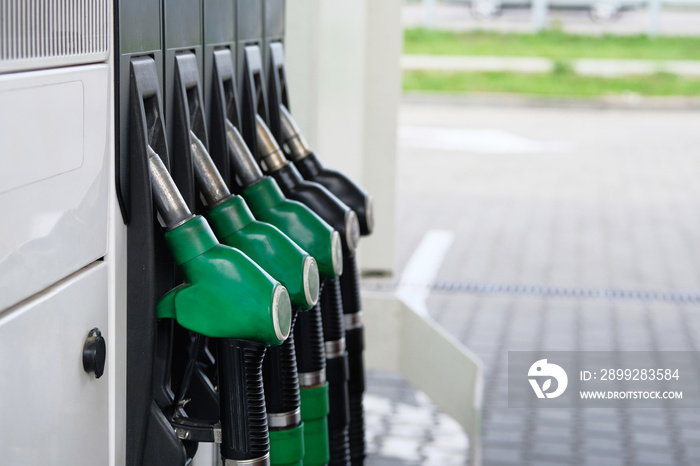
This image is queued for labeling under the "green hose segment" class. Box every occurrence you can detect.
[299,383,330,466]
[269,423,305,466]
[243,177,339,279]
[207,195,318,310]
[156,215,291,346]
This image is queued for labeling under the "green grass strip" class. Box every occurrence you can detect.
[404,70,700,97]
[404,28,700,61]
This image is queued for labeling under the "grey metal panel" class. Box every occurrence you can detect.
[236,0,264,92]
[264,0,285,41]
[120,0,161,54]
[237,0,264,43]
[262,0,284,77]
[162,0,204,188]
[205,0,236,45]
[203,0,236,128]
[164,0,202,49]
[117,0,164,222]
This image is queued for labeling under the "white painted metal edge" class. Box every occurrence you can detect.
[364,229,483,465]
[363,293,483,466]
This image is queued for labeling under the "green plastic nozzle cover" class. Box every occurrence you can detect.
[156,215,292,346]
[243,177,341,280]
[269,423,305,466]
[207,195,319,311]
[300,383,331,466]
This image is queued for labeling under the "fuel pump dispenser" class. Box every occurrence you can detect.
[206,47,337,466]
[0,1,483,465]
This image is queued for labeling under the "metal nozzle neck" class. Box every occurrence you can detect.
[255,115,289,173]
[279,105,312,162]
[147,145,194,230]
[225,119,265,187]
[189,131,231,206]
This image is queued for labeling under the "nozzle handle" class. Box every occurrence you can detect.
[262,312,302,419]
[294,303,327,382]
[217,338,270,462]
[340,253,367,464]
[320,279,352,465]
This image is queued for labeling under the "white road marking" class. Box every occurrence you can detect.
[399,126,571,153]
[397,229,455,316]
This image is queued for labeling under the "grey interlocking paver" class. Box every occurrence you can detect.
[364,100,700,464]
[631,432,672,448]
[481,447,521,464]
[581,453,627,466]
[482,430,521,444]
[530,439,576,457]
[634,450,677,466]
[581,436,625,454]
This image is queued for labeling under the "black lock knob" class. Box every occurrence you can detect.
[83,328,106,379]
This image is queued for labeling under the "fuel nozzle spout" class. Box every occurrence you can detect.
[225,119,265,188]
[278,105,312,162]
[147,145,194,230]
[279,105,374,236]
[255,115,289,173]
[189,131,232,207]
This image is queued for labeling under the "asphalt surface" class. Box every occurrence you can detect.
[363,98,700,465]
[403,2,700,36]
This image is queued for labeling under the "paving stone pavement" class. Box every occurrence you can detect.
[363,100,700,465]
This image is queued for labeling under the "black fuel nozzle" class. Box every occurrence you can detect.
[190,129,309,463]
[255,115,360,254]
[279,105,374,237]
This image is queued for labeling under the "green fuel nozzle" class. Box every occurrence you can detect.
[279,105,373,236]
[190,131,319,311]
[208,46,337,465]
[224,119,343,280]
[255,116,360,255]
[224,118,333,466]
[147,144,291,345]
[195,118,318,465]
[147,143,291,464]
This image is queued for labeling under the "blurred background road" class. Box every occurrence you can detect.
[402,1,700,35]
[364,2,700,464]
[366,94,700,466]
